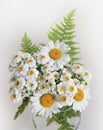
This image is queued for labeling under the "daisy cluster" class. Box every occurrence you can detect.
[9,41,92,118]
[9,52,38,103]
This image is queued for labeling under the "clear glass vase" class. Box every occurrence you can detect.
[32,113,81,130]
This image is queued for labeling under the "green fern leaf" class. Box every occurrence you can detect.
[21,33,39,55]
[47,106,80,130]
[14,97,29,120]
[48,9,80,63]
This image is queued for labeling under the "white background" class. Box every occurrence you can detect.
[0,0,103,130]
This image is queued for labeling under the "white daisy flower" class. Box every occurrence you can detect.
[47,79,56,91]
[62,68,72,77]
[27,68,39,79]
[41,64,50,72]
[82,81,89,88]
[60,74,73,84]
[44,71,53,80]
[36,53,50,65]
[72,64,83,74]
[66,83,77,96]
[10,89,22,103]
[38,82,47,92]
[73,79,80,86]
[9,53,23,70]
[82,70,92,81]
[59,94,73,107]
[73,86,90,112]
[40,41,70,69]
[57,82,67,95]
[27,79,37,91]
[41,63,55,72]
[31,92,60,118]
[52,71,59,79]
[59,94,68,107]
[13,77,26,90]
[16,64,29,76]
[26,57,36,67]
[38,75,44,83]
[12,52,22,64]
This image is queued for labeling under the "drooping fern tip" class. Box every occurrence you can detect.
[14,97,29,120]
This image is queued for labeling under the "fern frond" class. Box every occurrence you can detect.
[14,97,29,120]
[21,33,39,55]
[48,9,80,63]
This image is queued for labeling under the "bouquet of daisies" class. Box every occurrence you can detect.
[9,10,92,130]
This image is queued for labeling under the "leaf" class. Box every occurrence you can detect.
[11,77,16,82]
[67,109,80,118]
[14,97,29,120]
[47,116,55,126]
[16,61,22,66]
[47,106,80,130]
[58,122,74,130]
[48,9,80,63]
[21,33,39,55]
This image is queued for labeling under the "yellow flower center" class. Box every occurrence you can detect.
[13,54,19,59]
[18,66,24,72]
[48,82,53,87]
[28,70,34,76]
[69,86,74,92]
[64,76,70,81]
[83,81,88,87]
[29,83,34,87]
[11,94,16,99]
[15,80,20,87]
[40,93,54,108]
[27,59,33,63]
[54,74,58,78]
[43,66,48,70]
[74,88,84,102]
[84,72,89,76]
[75,65,80,70]
[40,84,45,89]
[49,48,62,60]
[40,55,45,60]
[60,85,66,91]
[45,73,50,77]
[9,87,13,91]
[60,95,67,102]
[39,76,44,81]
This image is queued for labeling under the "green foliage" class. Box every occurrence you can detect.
[14,97,29,120]
[21,33,39,55]
[58,122,74,130]
[48,9,80,64]
[11,76,16,82]
[47,106,80,130]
